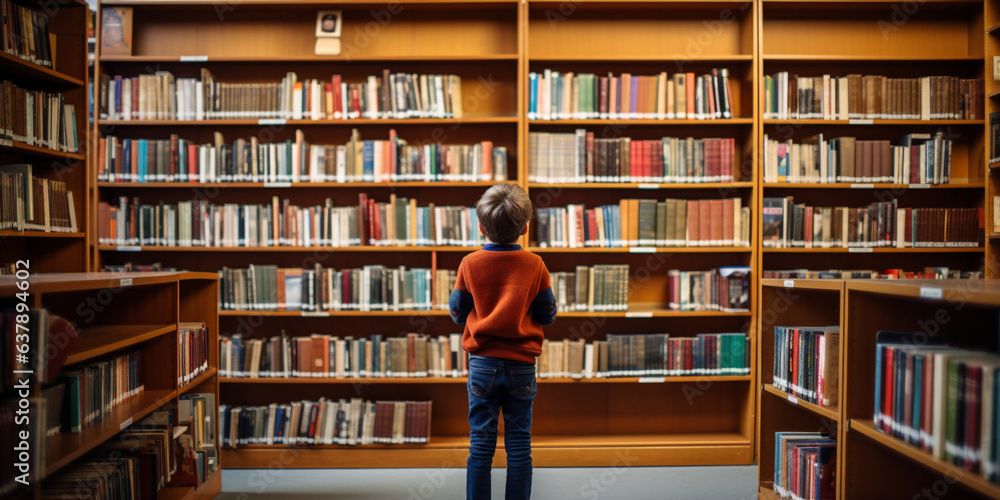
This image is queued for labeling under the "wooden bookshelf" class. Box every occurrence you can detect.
[988,0,1000,278]
[0,272,220,499]
[840,279,1000,499]
[758,0,987,279]
[2,2,90,273]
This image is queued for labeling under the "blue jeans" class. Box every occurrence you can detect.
[467,354,536,500]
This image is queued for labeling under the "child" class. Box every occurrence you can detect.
[449,184,556,500]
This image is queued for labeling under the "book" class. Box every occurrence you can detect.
[762,268,983,280]
[0,80,79,151]
[534,198,749,248]
[220,332,469,379]
[0,0,54,67]
[97,130,507,183]
[772,326,839,406]
[178,322,210,388]
[99,6,132,56]
[99,70,464,121]
[763,72,983,121]
[667,267,751,312]
[528,132,736,184]
[763,133,953,184]
[550,264,629,312]
[773,432,836,499]
[528,69,733,120]
[97,195,486,248]
[761,197,981,249]
[219,399,431,447]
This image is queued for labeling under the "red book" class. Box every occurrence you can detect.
[332,75,343,117]
[685,73,696,117]
[884,346,895,434]
[965,364,981,471]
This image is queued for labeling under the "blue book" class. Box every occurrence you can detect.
[912,353,923,445]
[529,73,538,117]
[630,76,639,117]
[362,141,375,182]
[137,139,147,182]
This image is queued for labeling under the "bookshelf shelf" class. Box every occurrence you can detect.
[179,367,219,395]
[65,324,177,365]
[0,141,86,161]
[762,384,839,422]
[527,182,754,190]
[528,55,754,63]
[759,278,844,291]
[528,119,754,126]
[216,309,750,318]
[0,51,86,87]
[219,375,752,385]
[98,245,483,253]
[45,389,178,477]
[160,472,221,500]
[221,432,752,468]
[762,119,985,126]
[100,0,519,4]
[0,271,191,295]
[761,247,983,253]
[99,55,520,63]
[0,230,86,238]
[96,117,519,126]
[851,420,1000,499]
[219,310,450,317]
[762,54,983,62]
[761,182,986,190]
[527,246,754,253]
[990,88,1000,100]
[757,486,781,500]
[96,181,514,189]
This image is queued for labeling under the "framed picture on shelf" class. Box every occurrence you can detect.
[315,11,342,38]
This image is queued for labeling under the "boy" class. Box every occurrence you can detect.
[449,184,556,500]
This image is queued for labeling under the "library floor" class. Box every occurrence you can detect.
[217,465,757,499]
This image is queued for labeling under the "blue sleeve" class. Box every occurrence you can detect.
[530,287,556,325]
[449,289,474,325]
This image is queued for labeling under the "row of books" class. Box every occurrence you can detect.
[218,265,455,312]
[667,267,751,312]
[1,80,79,152]
[96,130,508,183]
[772,432,836,500]
[178,393,219,484]
[96,195,487,248]
[1,0,53,68]
[763,73,983,120]
[535,198,750,248]
[873,332,999,482]
[0,164,79,232]
[219,332,469,379]
[99,70,465,121]
[528,132,736,184]
[60,350,145,433]
[178,322,210,388]
[527,69,734,120]
[551,265,630,312]
[992,113,1000,164]
[762,198,982,248]
[220,399,432,447]
[762,133,953,185]
[772,326,840,407]
[761,268,983,280]
[537,334,750,378]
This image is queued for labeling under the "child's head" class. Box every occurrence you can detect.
[475,184,532,244]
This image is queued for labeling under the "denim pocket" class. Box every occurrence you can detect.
[468,366,496,397]
[509,368,537,400]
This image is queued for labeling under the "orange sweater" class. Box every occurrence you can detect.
[449,243,555,364]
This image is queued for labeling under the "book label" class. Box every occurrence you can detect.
[258,119,287,125]
[629,247,656,254]
[919,287,943,300]
[265,182,292,188]
[624,312,654,318]
[637,183,659,190]
[117,245,142,252]
[787,394,798,405]
[120,417,133,430]
[848,248,873,253]
[301,311,330,317]
[120,278,133,287]
[908,184,930,189]
[850,183,875,189]
[848,119,874,125]
[179,55,209,62]
[639,377,666,383]
[783,280,794,288]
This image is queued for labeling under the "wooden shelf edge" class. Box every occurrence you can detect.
[100,54,520,63]
[219,375,752,384]
[45,390,178,477]
[102,0,518,4]
[762,54,982,62]
[96,117,518,126]
[528,246,754,253]
[98,245,483,253]
[760,278,844,291]
[761,247,984,253]
[97,181,515,188]
[0,51,85,87]
[527,182,754,189]
[529,118,753,125]
[0,141,86,161]
[761,182,984,189]
[65,324,178,366]
[0,272,182,295]
[762,384,840,421]
[179,367,218,394]
[763,119,985,125]
[850,420,1000,499]
[528,54,754,62]
[0,230,86,238]
[758,485,781,500]
[217,309,749,318]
